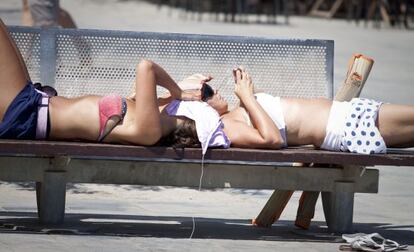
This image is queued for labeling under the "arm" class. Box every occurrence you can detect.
[223,119,283,149]
[157,73,212,105]
[232,68,285,148]
[146,60,195,100]
[127,66,204,102]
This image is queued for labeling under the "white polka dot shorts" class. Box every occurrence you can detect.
[340,98,387,154]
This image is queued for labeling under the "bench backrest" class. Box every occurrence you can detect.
[9,26,334,106]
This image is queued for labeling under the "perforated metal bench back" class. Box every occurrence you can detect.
[9,26,334,106]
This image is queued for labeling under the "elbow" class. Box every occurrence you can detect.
[263,137,284,149]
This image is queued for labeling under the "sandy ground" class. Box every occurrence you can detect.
[0,0,414,251]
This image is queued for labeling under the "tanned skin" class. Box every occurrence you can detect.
[0,19,200,145]
[194,69,414,149]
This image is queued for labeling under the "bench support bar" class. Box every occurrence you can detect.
[253,190,293,227]
[295,191,319,229]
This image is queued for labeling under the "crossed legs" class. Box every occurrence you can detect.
[0,18,31,122]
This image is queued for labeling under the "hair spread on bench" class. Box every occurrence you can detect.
[157,119,200,148]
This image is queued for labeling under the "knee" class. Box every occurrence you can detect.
[136,59,154,73]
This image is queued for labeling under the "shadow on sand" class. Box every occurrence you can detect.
[0,211,412,245]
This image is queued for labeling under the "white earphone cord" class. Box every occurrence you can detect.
[189,154,204,239]
[189,68,235,239]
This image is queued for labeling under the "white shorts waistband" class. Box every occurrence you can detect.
[321,101,351,151]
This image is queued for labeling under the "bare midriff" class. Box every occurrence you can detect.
[281,97,332,147]
[48,95,102,141]
[48,96,178,145]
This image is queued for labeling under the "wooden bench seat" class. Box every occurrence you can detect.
[0,140,413,167]
[1,139,413,232]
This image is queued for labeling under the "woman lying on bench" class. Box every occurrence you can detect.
[0,19,201,145]
[168,68,414,154]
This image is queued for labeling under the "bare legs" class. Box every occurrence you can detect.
[378,103,414,148]
[21,0,34,26]
[132,60,184,145]
[0,19,31,121]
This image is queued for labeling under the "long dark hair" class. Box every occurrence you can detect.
[157,119,200,148]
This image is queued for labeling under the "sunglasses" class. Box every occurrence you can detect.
[201,84,214,101]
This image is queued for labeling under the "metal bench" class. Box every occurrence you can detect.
[1,26,413,234]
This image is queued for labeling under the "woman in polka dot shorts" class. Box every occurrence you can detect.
[320,97,414,154]
[185,68,414,155]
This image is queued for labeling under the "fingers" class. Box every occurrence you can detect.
[242,70,248,80]
[237,69,242,81]
[233,66,245,71]
[201,75,213,84]
[245,72,251,81]
[232,68,238,83]
[232,67,251,84]
[233,67,241,77]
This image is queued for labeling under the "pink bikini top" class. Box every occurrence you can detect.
[98,95,127,142]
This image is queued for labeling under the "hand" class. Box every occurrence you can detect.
[233,67,254,100]
[200,75,213,85]
[178,74,213,91]
[179,89,202,101]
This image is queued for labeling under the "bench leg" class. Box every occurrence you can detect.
[321,191,332,228]
[37,170,67,224]
[326,181,355,233]
[253,190,293,227]
[295,191,319,229]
